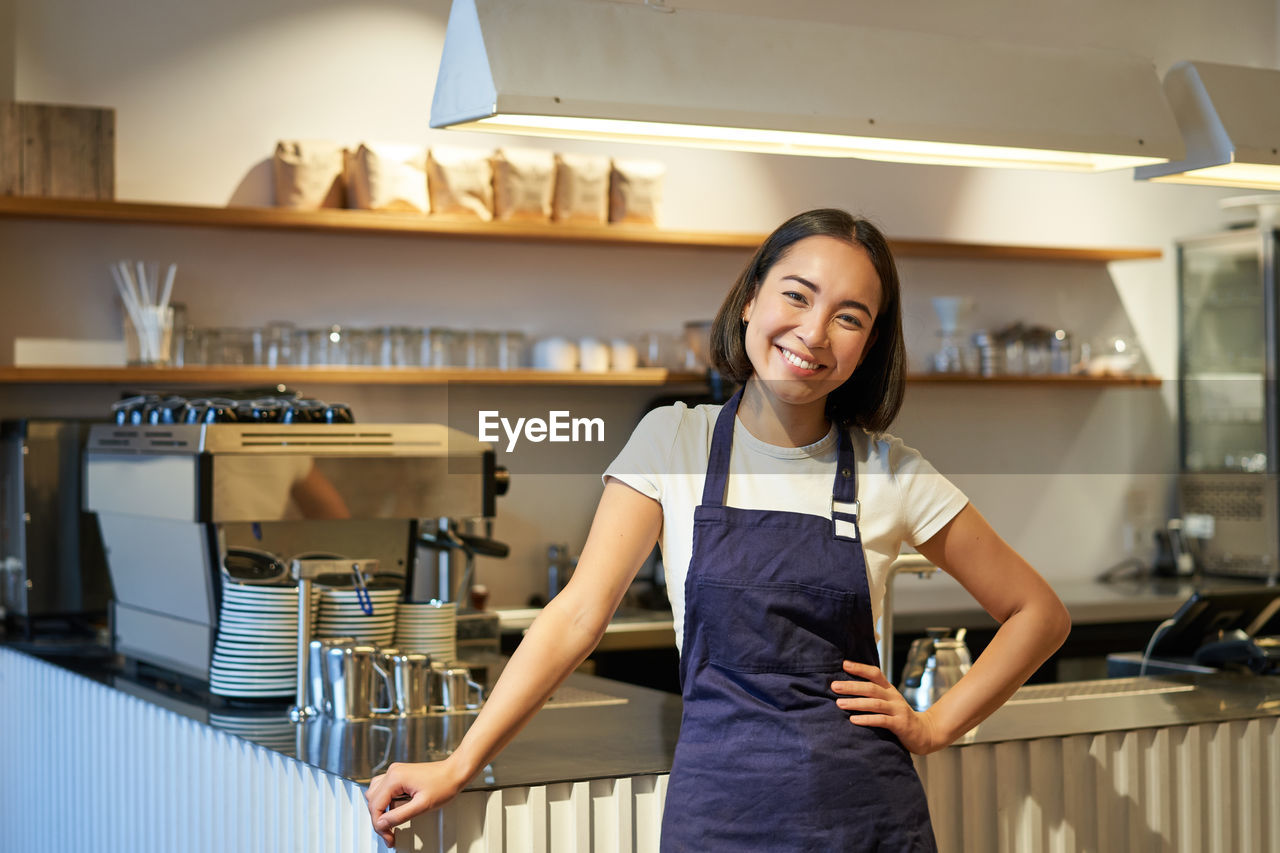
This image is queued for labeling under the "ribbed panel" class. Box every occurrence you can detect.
[16,645,1273,852]
[0,649,669,852]
[0,648,380,853]
[915,718,1280,853]
[394,774,668,852]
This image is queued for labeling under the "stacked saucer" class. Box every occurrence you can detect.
[211,582,310,699]
[314,586,400,646]
[395,600,457,663]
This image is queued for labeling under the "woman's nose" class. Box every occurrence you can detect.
[797,317,828,349]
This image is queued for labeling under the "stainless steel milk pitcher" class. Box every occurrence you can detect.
[381,649,434,716]
[307,636,355,716]
[325,644,394,719]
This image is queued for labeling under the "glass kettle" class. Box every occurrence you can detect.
[897,627,972,711]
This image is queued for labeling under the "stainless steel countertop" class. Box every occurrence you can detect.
[12,644,1280,790]
[20,646,679,789]
[961,672,1280,745]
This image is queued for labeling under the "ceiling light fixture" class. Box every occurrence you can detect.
[1135,61,1280,189]
[430,0,1183,172]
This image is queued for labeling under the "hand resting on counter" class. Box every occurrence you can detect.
[366,761,471,847]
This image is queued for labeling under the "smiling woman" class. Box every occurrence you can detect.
[365,209,1069,852]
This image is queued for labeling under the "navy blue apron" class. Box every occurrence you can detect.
[660,390,937,852]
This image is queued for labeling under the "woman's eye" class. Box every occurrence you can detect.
[782,291,806,304]
[837,314,862,328]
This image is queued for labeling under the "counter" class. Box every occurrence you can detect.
[0,644,678,853]
[890,574,1233,632]
[5,632,1280,851]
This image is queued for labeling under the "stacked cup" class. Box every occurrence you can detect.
[395,600,458,663]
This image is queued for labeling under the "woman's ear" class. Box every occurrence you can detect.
[742,298,754,325]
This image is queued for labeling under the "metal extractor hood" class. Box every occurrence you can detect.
[1135,61,1280,189]
[430,0,1183,172]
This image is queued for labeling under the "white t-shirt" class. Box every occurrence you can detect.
[604,402,969,654]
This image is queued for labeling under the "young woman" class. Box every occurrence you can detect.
[366,208,1071,850]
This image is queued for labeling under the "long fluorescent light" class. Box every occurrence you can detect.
[1136,61,1280,189]
[431,0,1183,172]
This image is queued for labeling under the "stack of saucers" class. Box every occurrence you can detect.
[211,582,308,699]
[314,586,400,645]
[394,600,457,663]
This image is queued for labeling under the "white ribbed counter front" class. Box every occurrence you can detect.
[4,645,1280,852]
[0,647,675,853]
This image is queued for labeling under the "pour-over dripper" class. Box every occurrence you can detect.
[931,296,972,334]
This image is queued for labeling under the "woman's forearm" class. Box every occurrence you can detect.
[442,593,612,782]
[922,595,1071,748]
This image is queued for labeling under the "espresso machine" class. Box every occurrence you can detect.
[84,422,507,682]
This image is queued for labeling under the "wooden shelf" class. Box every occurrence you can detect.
[0,197,1163,262]
[0,365,1161,388]
[0,365,708,387]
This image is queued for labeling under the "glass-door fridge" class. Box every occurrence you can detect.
[1178,228,1280,581]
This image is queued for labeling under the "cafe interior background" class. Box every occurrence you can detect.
[2,0,1277,614]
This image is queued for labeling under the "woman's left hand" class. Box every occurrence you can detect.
[831,660,946,755]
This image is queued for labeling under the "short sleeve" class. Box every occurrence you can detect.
[885,437,969,546]
[602,403,686,501]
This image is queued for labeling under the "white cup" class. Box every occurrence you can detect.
[610,338,639,371]
[532,336,578,371]
[578,337,611,372]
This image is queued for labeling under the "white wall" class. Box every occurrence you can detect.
[3,0,1276,607]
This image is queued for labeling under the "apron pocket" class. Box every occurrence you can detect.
[694,577,856,674]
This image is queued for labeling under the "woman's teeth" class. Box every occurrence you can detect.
[781,348,819,370]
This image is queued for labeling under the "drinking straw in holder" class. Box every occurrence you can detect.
[110,260,177,365]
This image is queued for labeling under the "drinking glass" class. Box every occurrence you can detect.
[497,331,527,369]
[263,321,296,367]
[465,330,500,369]
[429,328,464,367]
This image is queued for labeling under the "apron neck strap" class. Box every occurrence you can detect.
[701,387,742,507]
[833,426,859,503]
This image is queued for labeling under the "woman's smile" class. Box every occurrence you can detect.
[777,344,824,373]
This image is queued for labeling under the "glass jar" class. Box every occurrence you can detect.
[429,328,464,367]
[204,327,253,366]
[497,330,527,369]
[465,330,500,369]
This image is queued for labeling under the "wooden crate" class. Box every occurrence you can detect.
[0,101,115,199]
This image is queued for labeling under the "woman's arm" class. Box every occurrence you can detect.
[365,479,663,844]
[832,502,1071,754]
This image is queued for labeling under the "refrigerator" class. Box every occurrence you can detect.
[1177,227,1280,582]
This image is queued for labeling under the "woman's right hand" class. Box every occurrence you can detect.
[365,759,468,847]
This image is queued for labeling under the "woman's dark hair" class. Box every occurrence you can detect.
[710,208,906,432]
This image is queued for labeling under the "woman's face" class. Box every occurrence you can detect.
[741,235,882,413]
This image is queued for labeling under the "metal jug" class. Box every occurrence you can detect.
[430,664,485,713]
[325,644,394,720]
[898,627,972,711]
[381,649,434,717]
[306,636,355,716]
